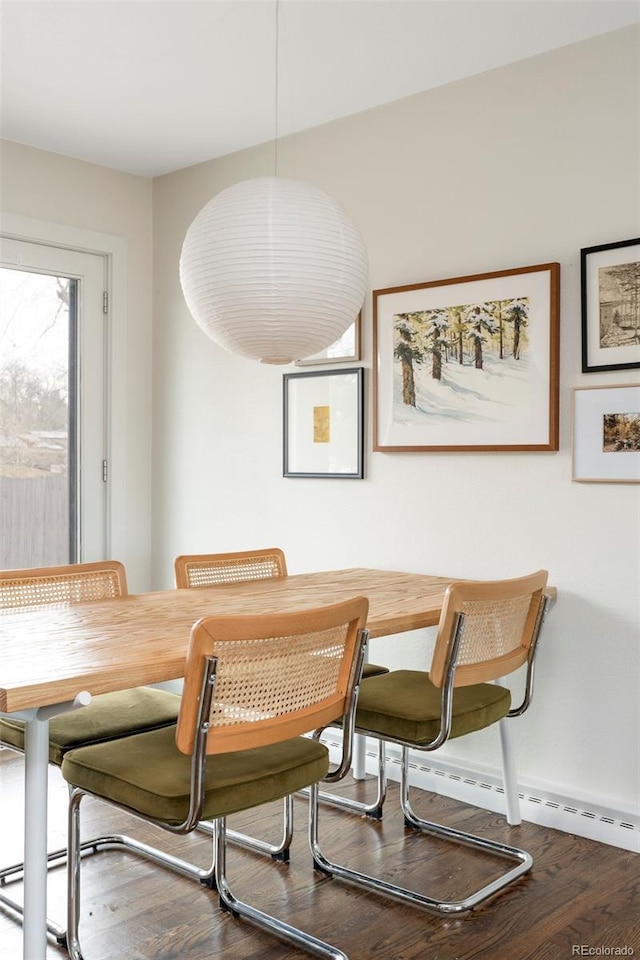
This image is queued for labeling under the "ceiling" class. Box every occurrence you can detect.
[1,1,639,178]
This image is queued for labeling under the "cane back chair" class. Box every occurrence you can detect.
[61,597,369,960]
[174,547,288,587]
[175,549,295,860]
[311,570,550,915]
[174,548,389,860]
[0,561,181,942]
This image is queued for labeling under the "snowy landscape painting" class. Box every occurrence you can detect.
[374,263,560,451]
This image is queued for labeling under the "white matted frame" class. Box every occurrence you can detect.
[572,383,640,483]
[373,262,560,452]
[283,367,364,478]
[295,312,362,366]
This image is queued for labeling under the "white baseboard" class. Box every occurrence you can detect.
[325,736,639,854]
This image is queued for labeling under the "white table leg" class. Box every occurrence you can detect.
[23,711,49,960]
[352,732,366,780]
[494,678,521,826]
[498,717,521,825]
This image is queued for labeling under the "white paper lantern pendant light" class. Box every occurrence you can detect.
[180,177,368,364]
[179,4,368,365]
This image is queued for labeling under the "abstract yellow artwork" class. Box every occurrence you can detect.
[314,405,331,443]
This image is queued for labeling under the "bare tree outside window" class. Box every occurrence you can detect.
[0,268,72,567]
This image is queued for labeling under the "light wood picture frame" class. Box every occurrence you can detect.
[295,312,361,366]
[373,262,560,452]
[572,383,640,483]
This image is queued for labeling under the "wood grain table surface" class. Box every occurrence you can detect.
[0,568,457,713]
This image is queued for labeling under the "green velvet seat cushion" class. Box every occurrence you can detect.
[0,688,181,766]
[354,670,511,745]
[61,726,329,824]
[361,662,389,680]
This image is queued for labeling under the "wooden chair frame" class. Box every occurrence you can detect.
[174,548,287,588]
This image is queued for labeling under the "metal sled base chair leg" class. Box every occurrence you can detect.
[196,794,294,862]
[310,571,550,916]
[62,597,369,960]
[301,729,387,818]
[314,696,521,824]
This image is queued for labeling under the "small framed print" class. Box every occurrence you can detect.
[581,238,640,372]
[295,313,362,366]
[283,367,364,479]
[572,383,640,483]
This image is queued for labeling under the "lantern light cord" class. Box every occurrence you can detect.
[274,0,280,177]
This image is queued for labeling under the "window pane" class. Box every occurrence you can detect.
[0,268,76,568]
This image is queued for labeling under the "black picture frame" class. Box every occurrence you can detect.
[283,367,364,479]
[581,238,640,373]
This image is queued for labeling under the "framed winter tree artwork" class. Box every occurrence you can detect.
[581,238,640,372]
[373,262,560,452]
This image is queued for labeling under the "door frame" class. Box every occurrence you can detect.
[0,213,128,562]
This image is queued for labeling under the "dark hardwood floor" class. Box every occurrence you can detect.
[1,747,638,960]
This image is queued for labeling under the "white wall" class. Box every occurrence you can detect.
[0,142,154,591]
[152,27,640,818]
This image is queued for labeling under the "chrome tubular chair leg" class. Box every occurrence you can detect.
[80,832,217,884]
[398,747,529,867]
[1,800,292,939]
[198,793,294,863]
[1,799,292,943]
[65,789,222,960]
[214,817,349,960]
[0,828,219,941]
[4,831,221,942]
[312,738,387,819]
[64,791,228,958]
[0,819,129,945]
[397,748,532,909]
[310,766,533,917]
[0,887,65,944]
[66,788,83,960]
[0,847,68,943]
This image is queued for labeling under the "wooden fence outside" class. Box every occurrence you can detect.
[0,475,69,569]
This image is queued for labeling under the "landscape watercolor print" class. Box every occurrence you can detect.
[393,296,530,427]
[373,263,560,452]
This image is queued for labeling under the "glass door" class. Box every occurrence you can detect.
[0,238,107,568]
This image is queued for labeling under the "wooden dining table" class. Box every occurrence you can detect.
[0,567,552,959]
